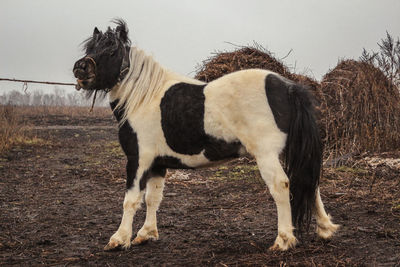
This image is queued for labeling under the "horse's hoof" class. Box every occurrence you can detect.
[132,236,148,246]
[104,238,131,251]
[104,240,121,251]
[317,221,340,239]
[269,232,297,251]
[132,230,159,246]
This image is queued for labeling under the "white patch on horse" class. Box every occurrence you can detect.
[204,70,285,155]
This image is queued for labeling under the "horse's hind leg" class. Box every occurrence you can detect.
[255,152,297,251]
[132,176,165,245]
[314,188,339,239]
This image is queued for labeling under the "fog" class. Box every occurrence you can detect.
[1,0,399,94]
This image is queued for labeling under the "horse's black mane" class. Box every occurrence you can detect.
[82,19,131,54]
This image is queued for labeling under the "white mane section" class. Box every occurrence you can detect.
[112,47,167,124]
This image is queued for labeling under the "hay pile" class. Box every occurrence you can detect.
[195,46,293,82]
[320,59,400,156]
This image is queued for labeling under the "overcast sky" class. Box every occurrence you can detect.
[1,0,399,94]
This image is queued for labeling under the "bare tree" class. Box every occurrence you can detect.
[7,90,30,105]
[32,91,44,106]
[53,87,66,106]
[361,32,400,89]
[0,88,108,107]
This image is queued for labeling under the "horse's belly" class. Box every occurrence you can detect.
[161,141,246,169]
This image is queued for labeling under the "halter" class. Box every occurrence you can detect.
[84,46,130,93]
[84,56,97,73]
[117,46,131,83]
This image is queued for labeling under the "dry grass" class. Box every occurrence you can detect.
[0,105,112,153]
[15,105,111,118]
[0,105,27,152]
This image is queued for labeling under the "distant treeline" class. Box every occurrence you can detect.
[0,87,108,107]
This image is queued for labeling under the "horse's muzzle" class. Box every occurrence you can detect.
[73,57,96,90]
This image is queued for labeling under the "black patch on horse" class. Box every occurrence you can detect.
[139,156,192,190]
[120,123,139,190]
[204,136,241,161]
[160,83,242,161]
[111,100,139,189]
[154,156,192,169]
[161,83,207,155]
[110,100,124,122]
[112,100,192,190]
[265,74,291,134]
[139,163,166,191]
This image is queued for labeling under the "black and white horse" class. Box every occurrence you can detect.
[73,20,338,251]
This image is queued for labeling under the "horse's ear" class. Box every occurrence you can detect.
[93,27,100,35]
[116,23,129,44]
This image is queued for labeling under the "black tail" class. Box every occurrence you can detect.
[284,83,322,231]
[265,74,322,231]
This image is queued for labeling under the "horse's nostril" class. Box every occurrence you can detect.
[73,69,85,79]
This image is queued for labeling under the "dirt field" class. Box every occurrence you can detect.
[1,109,399,266]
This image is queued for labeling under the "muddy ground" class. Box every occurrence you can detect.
[0,111,399,266]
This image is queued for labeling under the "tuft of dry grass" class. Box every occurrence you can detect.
[0,104,27,153]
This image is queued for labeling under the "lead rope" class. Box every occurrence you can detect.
[90,90,98,112]
[85,56,98,112]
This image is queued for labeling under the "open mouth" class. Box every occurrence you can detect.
[73,56,97,91]
[75,76,96,90]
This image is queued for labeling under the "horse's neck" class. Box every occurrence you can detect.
[108,47,207,124]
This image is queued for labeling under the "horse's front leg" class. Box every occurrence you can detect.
[104,156,147,250]
[132,175,165,245]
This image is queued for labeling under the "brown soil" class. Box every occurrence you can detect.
[1,111,399,266]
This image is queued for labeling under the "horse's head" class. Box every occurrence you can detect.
[73,19,131,92]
